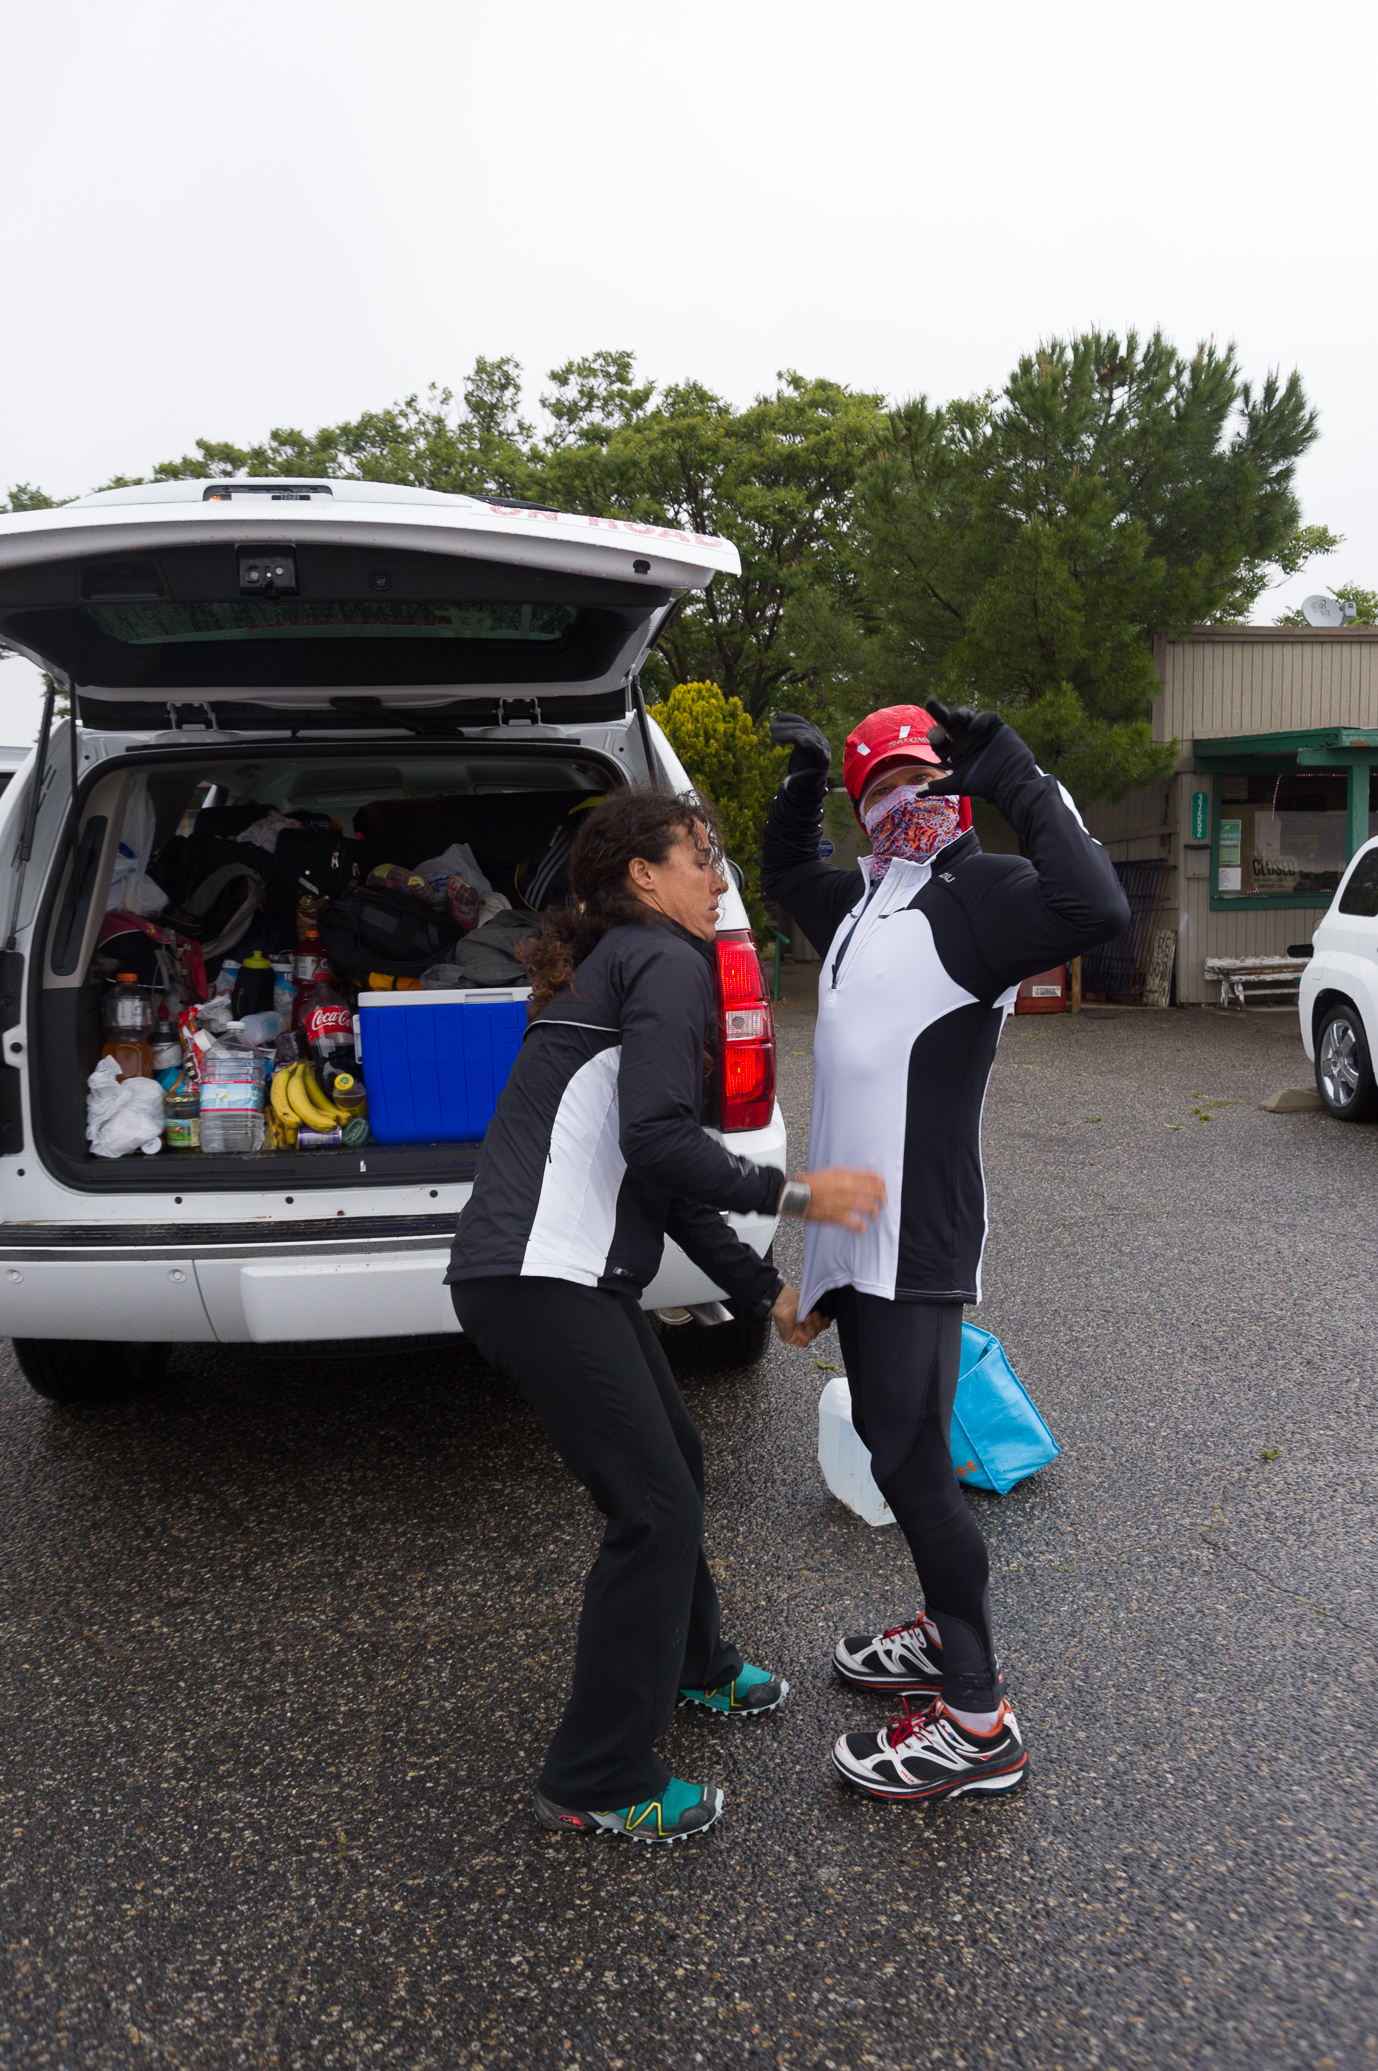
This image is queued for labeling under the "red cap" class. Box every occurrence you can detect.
[843,705,944,804]
[842,704,972,833]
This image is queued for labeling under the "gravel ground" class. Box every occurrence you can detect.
[0,999,1374,2071]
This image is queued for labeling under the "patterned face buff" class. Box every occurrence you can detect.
[862,784,961,879]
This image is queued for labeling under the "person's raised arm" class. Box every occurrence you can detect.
[920,701,1131,989]
[761,714,865,958]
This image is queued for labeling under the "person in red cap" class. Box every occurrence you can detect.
[762,698,1130,1804]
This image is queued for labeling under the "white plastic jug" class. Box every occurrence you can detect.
[817,1376,895,1527]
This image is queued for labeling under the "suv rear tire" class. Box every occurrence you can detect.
[1315,1003,1378,1121]
[674,1304,772,1370]
[12,1339,171,1405]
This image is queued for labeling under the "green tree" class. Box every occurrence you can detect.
[539,348,656,450]
[1,483,67,512]
[1227,520,1341,619]
[537,368,884,716]
[133,360,533,498]
[130,353,884,721]
[650,680,787,928]
[797,330,1325,801]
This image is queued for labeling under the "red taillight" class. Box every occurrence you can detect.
[716,930,776,1132]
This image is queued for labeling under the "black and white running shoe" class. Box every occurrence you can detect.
[833,1618,944,1694]
[832,1697,1028,1802]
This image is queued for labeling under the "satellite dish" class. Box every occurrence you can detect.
[1300,593,1357,627]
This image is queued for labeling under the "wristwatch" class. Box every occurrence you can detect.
[778,1177,812,1220]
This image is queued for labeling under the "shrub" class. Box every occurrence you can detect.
[650,681,787,930]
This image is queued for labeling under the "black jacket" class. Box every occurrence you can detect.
[446,919,785,1309]
[761,725,1131,1311]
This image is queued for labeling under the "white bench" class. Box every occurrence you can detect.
[1204,956,1308,1010]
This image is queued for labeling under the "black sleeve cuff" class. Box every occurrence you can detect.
[756,1164,786,1216]
[737,1262,785,1319]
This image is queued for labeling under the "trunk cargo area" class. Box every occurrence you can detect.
[34,738,622,1193]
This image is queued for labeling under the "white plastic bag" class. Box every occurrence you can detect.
[106,777,157,912]
[86,1054,165,1158]
[129,872,169,916]
[234,809,302,855]
[413,842,492,900]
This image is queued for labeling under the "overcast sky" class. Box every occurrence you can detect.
[2,0,1374,740]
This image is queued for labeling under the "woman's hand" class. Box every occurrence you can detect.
[770,1284,830,1348]
[801,1167,887,1232]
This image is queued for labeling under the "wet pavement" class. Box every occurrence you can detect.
[1,999,1374,2070]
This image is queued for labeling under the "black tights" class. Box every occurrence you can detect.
[829,1287,1000,1710]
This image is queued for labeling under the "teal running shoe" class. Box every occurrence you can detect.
[534,1776,724,1842]
[678,1662,789,1716]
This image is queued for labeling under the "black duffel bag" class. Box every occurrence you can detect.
[317,883,458,979]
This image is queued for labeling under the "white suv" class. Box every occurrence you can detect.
[0,480,785,1402]
[1298,834,1378,1121]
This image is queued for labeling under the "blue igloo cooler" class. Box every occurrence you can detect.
[357,987,530,1144]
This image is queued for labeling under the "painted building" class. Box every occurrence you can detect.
[1084,627,1378,1005]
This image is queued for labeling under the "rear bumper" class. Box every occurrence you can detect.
[0,1104,788,1343]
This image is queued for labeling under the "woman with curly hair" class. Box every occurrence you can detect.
[447,788,882,1843]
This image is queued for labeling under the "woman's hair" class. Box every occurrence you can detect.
[518,788,719,1015]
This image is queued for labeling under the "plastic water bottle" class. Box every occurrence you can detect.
[199,1047,266,1154]
[233,1009,286,1047]
[102,974,156,1040]
[272,959,296,1020]
[817,1376,895,1527]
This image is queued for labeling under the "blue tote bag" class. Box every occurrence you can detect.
[951,1324,1060,1495]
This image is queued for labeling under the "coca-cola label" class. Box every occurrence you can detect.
[307,1002,353,1045]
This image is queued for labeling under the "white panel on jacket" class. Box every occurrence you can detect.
[522,1047,626,1286]
[802,857,979,1316]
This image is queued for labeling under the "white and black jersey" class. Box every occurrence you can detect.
[446,921,785,1309]
[761,727,1130,1317]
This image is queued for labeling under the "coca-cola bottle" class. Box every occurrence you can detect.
[291,949,326,1037]
[305,974,358,1087]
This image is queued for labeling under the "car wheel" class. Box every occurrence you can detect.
[670,1304,773,1371]
[1315,1004,1378,1122]
[11,1339,172,1405]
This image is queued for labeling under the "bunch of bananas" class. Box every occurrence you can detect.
[268,1061,361,1146]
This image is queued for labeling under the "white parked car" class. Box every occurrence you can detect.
[1297,833,1378,1120]
[0,479,785,1402]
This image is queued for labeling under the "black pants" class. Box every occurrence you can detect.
[449,1275,741,1807]
[830,1287,1000,1710]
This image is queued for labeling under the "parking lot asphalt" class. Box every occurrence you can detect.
[1,996,1374,2071]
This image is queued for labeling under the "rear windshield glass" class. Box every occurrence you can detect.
[80,600,579,646]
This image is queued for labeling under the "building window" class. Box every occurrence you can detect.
[1214,770,1349,901]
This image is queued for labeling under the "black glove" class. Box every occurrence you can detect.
[769,712,832,788]
[919,699,1006,793]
